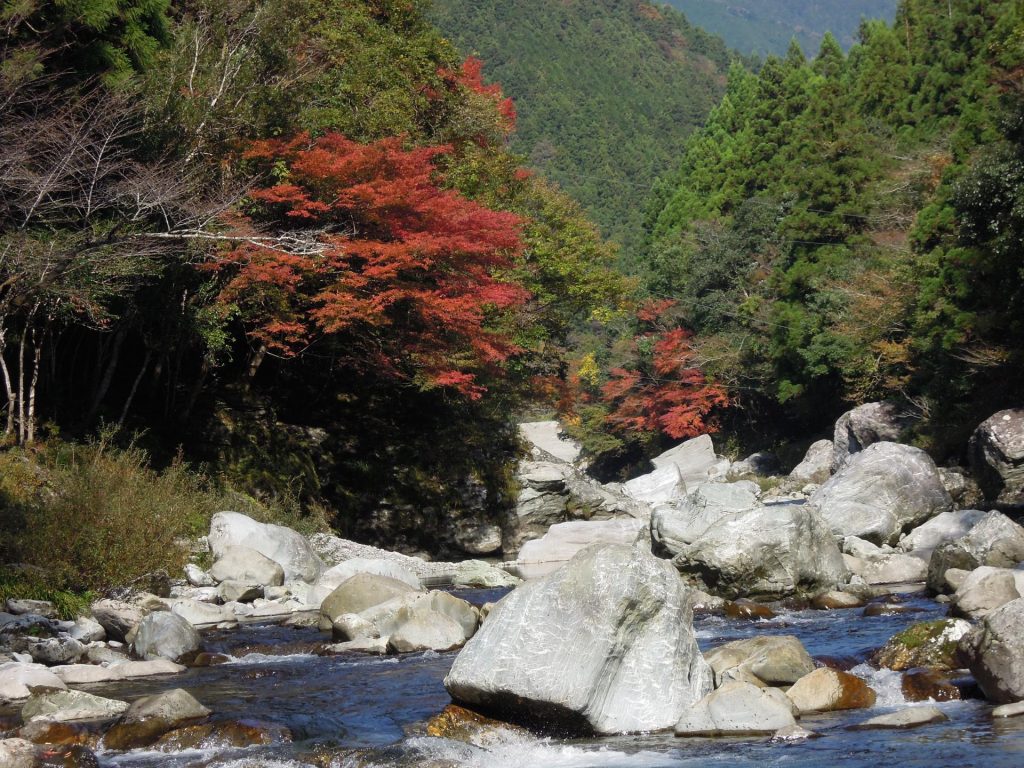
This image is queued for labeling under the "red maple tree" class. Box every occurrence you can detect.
[210,132,528,398]
[602,304,729,439]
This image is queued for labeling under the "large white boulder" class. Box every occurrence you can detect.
[675,682,796,736]
[969,409,1024,510]
[898,509,988,555]
[209,545,285,586]
[832,401,915,471]
[789,439,834,485]
[316,558,422,595]
[519,421,581,464]
[961,597,1024,703]
[810,442,952,545]
[132,611,201,662]
[445,543,713,735]
[651,435,730,485]
[515,518,646,579]
[668,503,848,599]
[652,481,761,555]
[208,511,323,583]
[623,465,686,506]
[21,689,128,723]
[0,662,67,700]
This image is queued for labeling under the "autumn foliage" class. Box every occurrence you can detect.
[211,132,528,398]
[602,303,729,440]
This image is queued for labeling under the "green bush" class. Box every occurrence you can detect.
[0,433,213,592]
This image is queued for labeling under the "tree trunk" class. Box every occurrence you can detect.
[88,324,127,421]
[118,348,152,426]
[0,323,15,437]
[26,327,42,443]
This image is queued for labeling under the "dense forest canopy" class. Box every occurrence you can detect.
[562,0,1024,464]
[0,0,629,549]
[428,0,736,260]
[665,0,898,56]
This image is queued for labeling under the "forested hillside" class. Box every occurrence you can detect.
[0,0,628,555]
[428,0,735,258]
[562,0,1023,464]
[665,1,898,56]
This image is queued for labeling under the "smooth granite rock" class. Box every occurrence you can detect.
[811,442,952,545]
[445,542,713,735]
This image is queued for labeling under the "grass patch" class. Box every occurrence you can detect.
[0,429,331,597]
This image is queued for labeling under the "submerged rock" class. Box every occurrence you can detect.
[675,682,796,736]
[445,542,712,735]
[853,706,948,730]
[901,669,961,702]
[811,442,952,545]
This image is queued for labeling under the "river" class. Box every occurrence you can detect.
[71,588,1024,768]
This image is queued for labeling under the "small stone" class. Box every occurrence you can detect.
[103,689,211,750]
[724,600,776,620]
[217,581,263,603]
[993,701,1024,718]
[771,724,820,742]
[901,669,961,702]
[675,682,796,736]
[863,602,911,617]
[853,706,948,730]
[812,591,864,610]
[426,704,526,743]
[5,599,57,618]
[786,668,876,713]
[21,689,128,724]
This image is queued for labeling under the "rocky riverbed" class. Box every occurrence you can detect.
[3,403,1024,767]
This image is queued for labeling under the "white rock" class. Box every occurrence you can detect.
[652,434,729,485]
[854,706,948,729]
[209,545,285,586]
[623,465,686,505]
[515,518,646,579]
[21,689,128,723]
[0,662,67,700]
[184,564,215,587]
[898,509,988,555]
[811,442,953,545]
[675,681,796,736]
[445,543,712,735]
[789,439,834,484]
[518,421,581,464]
[52,659,185,684]
[208,511,323,583]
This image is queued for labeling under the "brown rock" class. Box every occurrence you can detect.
[17,721,100,747]
[863,602,913,617]
[786,668,876,713]
[901,670,961,703]
[425,705,527,744]
[188,652,231,667]
[812,591,865,610]
[153,720,292,751]
[871,619,972,671]
[724,600,776,620]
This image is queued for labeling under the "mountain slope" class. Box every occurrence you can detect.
[429,0,734,260]
[665,0,898,56]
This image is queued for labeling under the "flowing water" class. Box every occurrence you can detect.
[57,588,1024,767]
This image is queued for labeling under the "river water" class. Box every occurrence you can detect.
[74,588,1024,768]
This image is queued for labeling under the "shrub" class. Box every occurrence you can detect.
[0,433,213,592]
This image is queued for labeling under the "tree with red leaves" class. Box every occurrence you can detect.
[210,132,528,399]
[602,303,728,440]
